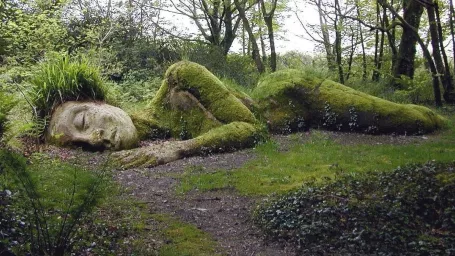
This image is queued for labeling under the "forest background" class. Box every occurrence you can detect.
[3,0,455,109]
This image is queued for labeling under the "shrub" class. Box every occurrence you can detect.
[254,162,455,255]
[0,151,108,255]
[182,43,259,88]
[115,73,162,103]
[277,51,313,70]
[29,53,108,120]
[0,91,16,139]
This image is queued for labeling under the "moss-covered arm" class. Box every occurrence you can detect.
[112,122,259,168]
[252,69,446,134]
[113,61,264,168]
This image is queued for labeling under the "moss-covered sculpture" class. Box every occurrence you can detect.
[113,61,265,167]
[33,58,444,168]
[252,69,445,134]
[114,63,446,168]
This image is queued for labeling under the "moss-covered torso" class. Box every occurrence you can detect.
[252,69,445,134]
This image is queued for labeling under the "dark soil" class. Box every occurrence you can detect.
[43,131,434,256]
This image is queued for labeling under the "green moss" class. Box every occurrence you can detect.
[153,214,220,256]
[436,172,455,185]
[192,121,262,151]
[149,61,258,139]
[130,110,169,140]
[252,69,446,134]
[221,78,257,112]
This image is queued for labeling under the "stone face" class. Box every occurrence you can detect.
[252,69,446,134]
[47,101,139,150]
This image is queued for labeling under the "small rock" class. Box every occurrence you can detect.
[191,207,208,212]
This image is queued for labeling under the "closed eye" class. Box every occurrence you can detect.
[81,112,86,130]
[74,111,87,131]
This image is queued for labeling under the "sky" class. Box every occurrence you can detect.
[161,1,319,54]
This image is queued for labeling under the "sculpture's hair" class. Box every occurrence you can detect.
[30,53,108,120]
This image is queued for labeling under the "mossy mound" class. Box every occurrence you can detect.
[252,69,445,134]
[149,61,257,139]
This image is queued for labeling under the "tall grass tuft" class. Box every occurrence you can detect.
[30,53,108,120]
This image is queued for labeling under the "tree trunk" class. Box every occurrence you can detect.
[259,28,267,64]
[434,1,455,103]
[334,0,344,84]
[234,0,265,73]
[372,1,381,81]
[345,27,356,81]
[392,0,424,88]
[260,0,277,72]
[374,6,386,81]
[385,0,398,69]
[449,0,455,74]
[427,1,454,103]
[382,0,442,106]
[316,0,335,71]
[355,0,367,80]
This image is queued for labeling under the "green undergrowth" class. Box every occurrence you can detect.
[0,151,156,255]
[178,116,455,196]
[0,151,110,254]
[254,161,455,254]
[153,214,220,256]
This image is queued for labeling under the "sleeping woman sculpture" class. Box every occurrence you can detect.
[46,61,445,168]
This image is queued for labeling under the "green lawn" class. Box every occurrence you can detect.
[179,117,455,196]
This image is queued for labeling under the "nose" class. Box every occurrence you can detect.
[91,128,109,144]
[91,128,117,148]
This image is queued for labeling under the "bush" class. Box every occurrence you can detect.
[346,67,435,105]
[29,53,109,120]
[182,43,259,88]
[0,91,16,139]
[254,162,455,255]
[0,151,108,255]
[115,73,162,103]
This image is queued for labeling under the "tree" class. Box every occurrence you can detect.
[390,0,424,86]
[296,0,336,71]
[381,0,443,106]
[259,0,278,71]
[234,0,265,73]
[168,0,251,55]
[0,0,69,64]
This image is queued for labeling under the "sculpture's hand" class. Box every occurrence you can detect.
[112,140,193,169]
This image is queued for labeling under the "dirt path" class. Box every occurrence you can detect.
[115,149,294,255]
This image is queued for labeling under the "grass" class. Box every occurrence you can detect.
[29,53,109,120]
[178,115,455,196]
[153,214,220,256]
